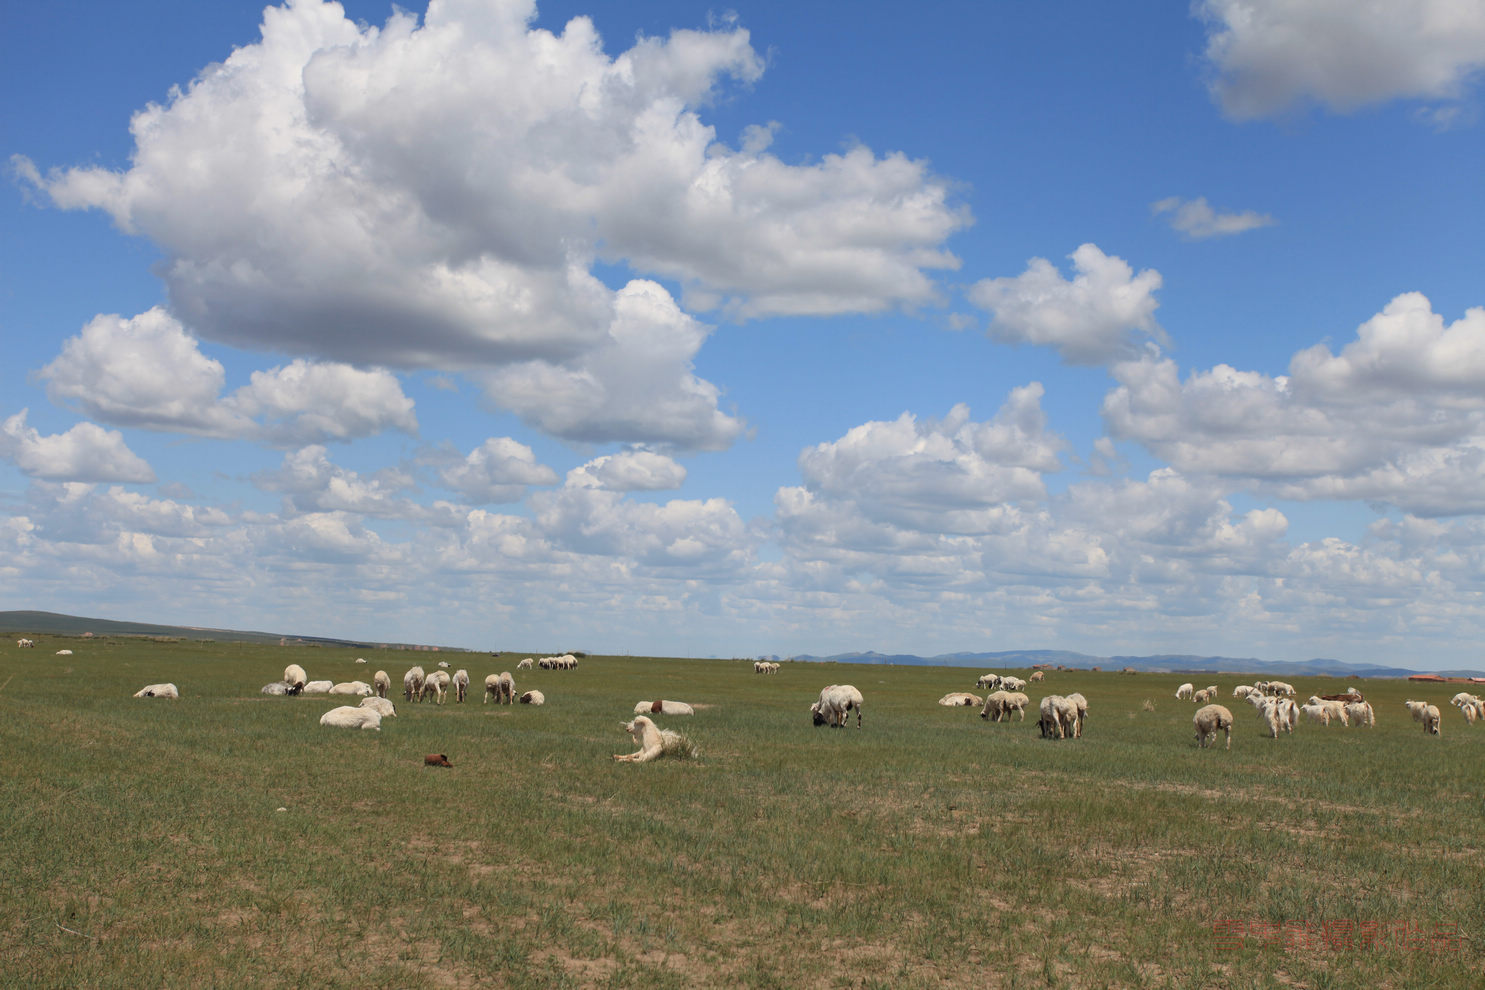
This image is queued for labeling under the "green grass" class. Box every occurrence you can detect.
[1,637,1480,987]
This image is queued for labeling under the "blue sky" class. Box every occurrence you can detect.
[4,0,1485,664]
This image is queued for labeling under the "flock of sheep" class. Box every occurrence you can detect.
[101,641,1485,756]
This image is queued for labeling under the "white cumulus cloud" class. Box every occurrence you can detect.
[0,410,156,483]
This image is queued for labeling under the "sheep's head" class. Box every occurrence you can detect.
[810,704,828,727]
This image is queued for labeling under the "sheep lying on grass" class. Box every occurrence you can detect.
[637,699,696,716]
[261,682,289,696]
[519,690,544,705]
[319,706,381,730]
[359,696,396,718]
[302,680,333,695]
[1194,704,1234,749]
[938,692,981,707]
[133,683,179,699]
[613,715,697,763]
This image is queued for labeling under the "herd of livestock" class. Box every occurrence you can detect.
[23,634,1471,755]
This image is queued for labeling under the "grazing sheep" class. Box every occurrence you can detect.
[1300,702,1335,727]
[1029,670,1045,682]
[319,706,381,731]
[519,690,545,705]
[16,638,34,648]
[421,670,451,704]
[484,672,516,704]
[301,680,334,695]
[1175,682,1194,700]
[1232,685,1255,699]
[425,753,453,767]
[517,657,534,670]
[938,692,982,707]
[1192,687,1215,704]
[1305,696,1350,726]
[283,664,308,695]
[979,690,1013,721]
[1037,695,1079,739]
[810,685,864,728]
[359,696,396,718]
[133,683,179,699]
[1450,693,1483,723]
[1404,700,1442,735]
[1065,692,1089,738]
[329,681,374,697]
[976,673,1003,691]
[1265,680,1296,697]
[1000,676,1027,693]
[261,681,289,695]
[452,669,470,703]
[373,670,391,698]
[613,715,697,763]
[636,699,696,716]
[1193,704,1234,749]
[1345,701,1375,727]
[403,666,426,703]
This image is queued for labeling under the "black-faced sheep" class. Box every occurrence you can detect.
[283,664,308,695]
[519,689,544,705]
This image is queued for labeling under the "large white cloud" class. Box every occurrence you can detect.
[17,0,966,450]
[430,436,560,504]
[0,410,155,483]
[967,244,1166,365]
[1103,293,1485,515]
[40,307,418,445]
[1197,0,1485,119]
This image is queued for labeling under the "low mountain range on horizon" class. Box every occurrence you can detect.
[785,648,1485,680]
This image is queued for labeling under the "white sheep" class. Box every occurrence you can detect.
[355,657,367,664]
[1000,676,1027,693]
[1192,687,1215,704]
[437,660,450,668]
[133,683,179,699]
[55,649,73,656]
[373,670,391,698]
[452,669,469,703]
[403,666,426,702]
[1300,702,1334,727]
[519,690,545,706]
[319,706,382,731]
[1450,692,1483,723]
[358,696,396,718]
[1345,701,1375,727]
[1029,670,1045,682]
[261,682,289,695]
[635,700,695,716]
[483,672,515,704]
[17,638,34,648]
[613,715,697,763]
[1232,685,1255,699]
[1305,697,1349,726]
[1037,695,1079,739]
[301,680,334,695]
[1404,700,1442,735]
[1065,692,1089,738]
[1175,682,1194,700]
[1193,704,1234,749]
[938,692,982,707]
[810,685,864,728]
[976,673,1003,690]
[421,669,451,704]
[329,681,374,697]
[283,664,308,694]
[517,657,534,670]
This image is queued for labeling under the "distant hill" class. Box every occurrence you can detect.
[0,610,463,652]
[788,648,1483,680]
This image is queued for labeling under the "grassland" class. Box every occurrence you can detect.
[0,634,1480,988]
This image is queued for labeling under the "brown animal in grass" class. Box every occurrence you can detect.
[424,753,453,768]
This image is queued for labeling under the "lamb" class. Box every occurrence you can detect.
[452,669,469,703]
[301,680,334,695]
[636,700,695,716]
[1175,682,1194,700]
[133,683,179,699]
[373,670,391,698]
[359,696,396,718]
[810,685,864,728]
[283,664,308,695]
[613,715,697,763]
[519,690,545,705]
[1404,700,1442,735]
[403,666,425,703]
[319,706,381,730]
[1193,704,1235,749]
[938,692,982,707]
[329,681,374,697]
[437,660,450,668]
[355,657,367,664]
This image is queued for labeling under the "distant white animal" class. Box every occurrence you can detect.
[1192,687,1215,704]
[261,682,289,695]
[452,669,469,703]
[421,669,451,704]
[359,696,396,718]
[811,685,864,728]
[519,690,545,706]
[976,674,1003,691]
[373,670,391,698]
[283,664,308,694]
[938,692,982,707]
[1404,700,1442,735]
[355,657,367,664]
[613,715,696,763]
[437,660,450,668]
[517,658,534,670]
[636,700,695,716]
[1194,704,1234,749]
[1345,701,1375,727]
[1175,682,1194,700]
[1065,692,1089,738]
[301,680,334,695]
[329,681,374,697]
[319,706,382,731]
[17,638,34,648]
[56,649,73,656]
[1028,670,1045,682]
[1450,692,1484,723]
[133,683,179,699]
[1000,676,1027,693]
